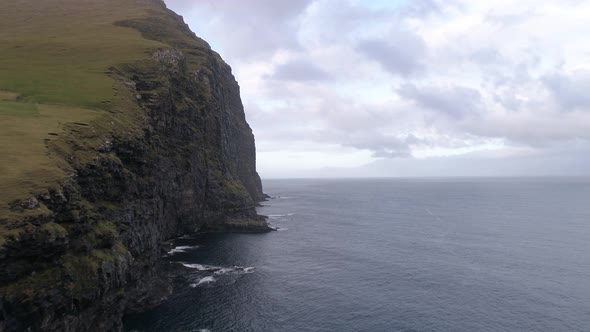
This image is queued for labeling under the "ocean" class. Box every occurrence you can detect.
[124,178,590,331]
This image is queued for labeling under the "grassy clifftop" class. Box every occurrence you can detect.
[1,2,266,328]
[0,0,168,217]
[0,0,164,107]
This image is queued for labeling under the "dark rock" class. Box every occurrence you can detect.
[0,1,270,330]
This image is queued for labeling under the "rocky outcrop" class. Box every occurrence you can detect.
[0,1,269,331]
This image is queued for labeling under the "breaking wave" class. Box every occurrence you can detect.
[167,245,200,255]
[267,213,296,220]
[191,276,216,287]
[181,263,255,275]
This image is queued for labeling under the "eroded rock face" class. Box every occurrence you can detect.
[0,1,268,330]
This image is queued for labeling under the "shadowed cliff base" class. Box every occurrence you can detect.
[0,0,267,330]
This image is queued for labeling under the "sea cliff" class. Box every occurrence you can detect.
[0,0,269,330]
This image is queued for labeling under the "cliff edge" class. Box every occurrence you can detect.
[0,0,269,330]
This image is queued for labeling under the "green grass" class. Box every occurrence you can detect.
[0,0,170,216]
[0,0,164,108]
[0,102,99,210]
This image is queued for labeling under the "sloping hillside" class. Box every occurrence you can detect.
[0,0,163,220]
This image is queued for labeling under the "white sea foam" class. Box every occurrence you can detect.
[191,276,216,287]
[181,263,220,271]
[167,245,199,255]
[181,263,255,275]
[267,213,296,220]
[214,265,255,275]
[213,267,234,275]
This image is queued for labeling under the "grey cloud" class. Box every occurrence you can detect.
[485,0,587,27]
[402,0,441,17]
[492,90,525,112]
[485,12,535,26]
[469,112,590,147]
[351,145,590,177]
[252,65,590,162]
[302,0,448,47]
[303,0,394,43]
[397,83,482,119]
[166,0,312,22]
[169,0,590,173]
[356,30,427,77]
[320,132,417,158]
[285,146,590,178]
[470,48,503,65]
[247,93,416,158]
[162,0,193,11]
[165,0,314,59]
[543,71,590,111]
[267,59,331,82]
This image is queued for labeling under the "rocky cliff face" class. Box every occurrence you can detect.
[0,1,268,331]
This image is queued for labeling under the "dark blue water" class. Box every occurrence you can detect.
[125,178,590,331]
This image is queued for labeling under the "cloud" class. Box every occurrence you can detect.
[400,0,443,17]
[543,71,590,111]
[266,59,331,82]
[397,83,482,119]
[164,0,590,177]
[356,29,428,77]
[245,85,423,159]
[335,144,590,178]
[165,0,314,59]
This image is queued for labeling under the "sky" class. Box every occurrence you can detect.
[164,0,590,178]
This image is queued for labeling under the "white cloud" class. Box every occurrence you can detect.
[165,0,590,177]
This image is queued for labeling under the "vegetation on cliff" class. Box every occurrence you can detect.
[0,0,267,330]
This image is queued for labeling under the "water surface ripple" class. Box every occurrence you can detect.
[125,178,590,332]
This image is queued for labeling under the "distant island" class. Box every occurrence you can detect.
[0,0,269,330]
